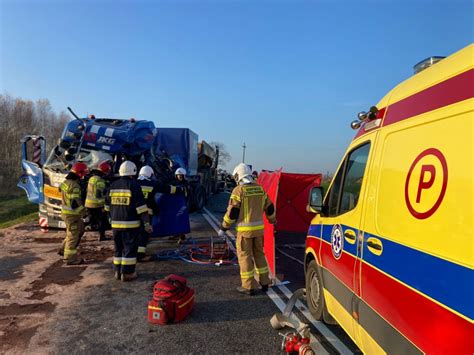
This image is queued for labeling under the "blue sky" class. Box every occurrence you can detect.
[1,0,472,173]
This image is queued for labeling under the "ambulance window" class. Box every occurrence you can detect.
[327,164,344,216]
[339,143,370,214]
[325,142,370,217]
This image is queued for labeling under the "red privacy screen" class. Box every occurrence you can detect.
[258,170,322,276]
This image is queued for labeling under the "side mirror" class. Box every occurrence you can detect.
[307,187,324,214]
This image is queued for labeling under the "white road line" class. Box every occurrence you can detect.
[202,207,353,355]
[201,212,236,253]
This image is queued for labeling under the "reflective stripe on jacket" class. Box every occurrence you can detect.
[85,174,107,208]
[60,179,85,216]
[105,177,147,229]
[222,183,276,238]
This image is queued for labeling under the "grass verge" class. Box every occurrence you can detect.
[0,195,38,229]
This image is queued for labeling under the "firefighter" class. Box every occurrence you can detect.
[218,163,276,295]
[60,162,89,265]
[105,161,152,281]
[137,165,186,257]
[136,165,157,261]
[173,167,190,245]
[85,161,111,241]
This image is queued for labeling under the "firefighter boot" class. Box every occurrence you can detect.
[121,272,138,282]
[236,286,254,296]
[114,271,121,280]
[65,258,84,266]
[260,282,269,292]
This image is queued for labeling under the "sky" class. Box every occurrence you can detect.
[1,0,472,174]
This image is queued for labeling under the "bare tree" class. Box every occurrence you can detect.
[208,141,231,168]
[0,94,71,196]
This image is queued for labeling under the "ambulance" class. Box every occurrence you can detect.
[304,43,473,354]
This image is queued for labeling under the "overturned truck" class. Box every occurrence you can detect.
[18,111,219,230]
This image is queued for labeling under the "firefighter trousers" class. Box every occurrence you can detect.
[113,228,139,275]
[137,224,150,257]
[62,215,84,262]
[236,235,270,290]
[88,207,106,239]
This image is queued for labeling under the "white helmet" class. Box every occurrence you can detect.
[138,165,154,180]
[119,160,137,177]
[232,163,252,183]
[175,167,187,176]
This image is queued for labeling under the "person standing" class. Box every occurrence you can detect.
[218,163,276,295]
[105,161,152,281]
[60,162,89,265]
[85,161,111,241]
[136,165,157,261]
[173,168,190,245]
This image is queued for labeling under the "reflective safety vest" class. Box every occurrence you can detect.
[222,183,276,238]
[85,174,107,208]
[138,179,155,215]
[105,177,148,229]
[60,178,85,216]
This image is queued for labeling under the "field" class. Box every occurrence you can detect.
[0,195,37,229]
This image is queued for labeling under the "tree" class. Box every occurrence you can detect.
[0,94,71,196]
[208,141,231,169]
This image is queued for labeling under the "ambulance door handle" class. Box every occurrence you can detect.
[344,232,356,240]
[366,237,383,256]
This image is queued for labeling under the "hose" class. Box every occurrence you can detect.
[155,236,239,266]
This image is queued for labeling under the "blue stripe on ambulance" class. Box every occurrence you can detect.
[307,223,473,320]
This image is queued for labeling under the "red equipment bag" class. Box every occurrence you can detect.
[148,274,194,325]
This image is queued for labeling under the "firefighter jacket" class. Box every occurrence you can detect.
[60,175,85,216]
[221,183,276,238]
[138,178,184,215]
[85,173,107,208]
[104,177,148,229]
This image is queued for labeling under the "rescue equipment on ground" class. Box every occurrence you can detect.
[271,288,315,355]
[280,332,314,355]
[155,236,238,266]
[148,274,194,325]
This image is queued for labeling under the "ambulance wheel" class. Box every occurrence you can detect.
[305,260,324,320]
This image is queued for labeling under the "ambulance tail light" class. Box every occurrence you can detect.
[413,56,445,74]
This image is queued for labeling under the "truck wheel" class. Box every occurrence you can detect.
[192,185,206,212]
[305,260,324,320]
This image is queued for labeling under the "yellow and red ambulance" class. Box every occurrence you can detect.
[305,44,473,354]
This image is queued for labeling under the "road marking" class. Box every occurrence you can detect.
[202,207,354,355]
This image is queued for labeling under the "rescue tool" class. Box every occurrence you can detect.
[271,288,316,355]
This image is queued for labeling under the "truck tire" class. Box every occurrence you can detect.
[305,260,324,320]
[192,185,206,212]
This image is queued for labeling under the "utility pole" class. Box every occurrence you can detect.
[242,142,247,163]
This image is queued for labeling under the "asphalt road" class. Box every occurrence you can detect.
[0,192,360,354]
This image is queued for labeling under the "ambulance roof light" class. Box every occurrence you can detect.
[413,56,445,74]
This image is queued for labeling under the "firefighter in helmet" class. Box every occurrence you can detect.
[173,167,190,245]
[137,165,187,258]
[105,161,152,281]
[218,163,276,295]
[60,162,89,265]
[137,165,158,261]
[85,161,111,241]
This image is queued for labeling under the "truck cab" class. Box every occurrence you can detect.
[304,44,473,354]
